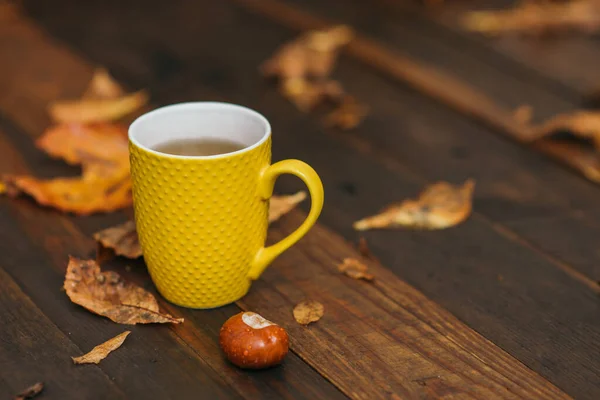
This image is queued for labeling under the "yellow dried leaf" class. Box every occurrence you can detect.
[293,300,324,325]
[269,191,307,223]
[462,0,600,36]
[83,68,124,99]
[64,257,183,324]
[72,331,131,365]
[354,180,475,230]
[49,90,148,124]
[338,258,374,281]
[14,382,44,400]
[94,221,142,262]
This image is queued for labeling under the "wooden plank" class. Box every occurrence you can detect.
[0,9,348,399]
[19,1,600,397]
[238,212,570,399]
[0,266,126,399]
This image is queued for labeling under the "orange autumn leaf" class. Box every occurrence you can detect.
[462,0,600,36]
[354,180,475,230]
[72,331,131,365]
[49,90,148,124]
[36,123,129,167]
[83,68,125,100]
[64,257,183,325]
[269,191,307,223]
[293,300,324,326]
[338,258,374,281]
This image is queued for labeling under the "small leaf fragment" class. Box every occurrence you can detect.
[72,331,131,365]
[14,382,44,400]
[94,221,142,262]
[83,68,124,99]
[462,0,600,36]
[64,257,183,325]
[354,180,475,231]
[338,258,375,281]
[293,300,324,325]
[269,191,307,223]
[324,95,369,130]
[49,90,148,124]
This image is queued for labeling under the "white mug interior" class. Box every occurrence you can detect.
[128,102,271,159]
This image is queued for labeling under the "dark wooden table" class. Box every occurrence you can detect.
[1,0,600,398]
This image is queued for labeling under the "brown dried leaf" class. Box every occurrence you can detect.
[64,257,183,324]
[83,68,125,99]
[338,258,374,281]
[293,300,324,325]
[14,382,44,400]
[49,90,148,124]
[269,191,307,223]
[282,79,344,111]
[94,221,142,262]
[462,0,600,36]
[72,331,131,365]
[524,110,600,148]
[324,95,369,130]
[354,180,475,230]
[261,25,353,81]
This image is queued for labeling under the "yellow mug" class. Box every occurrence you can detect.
[129,102,324,308]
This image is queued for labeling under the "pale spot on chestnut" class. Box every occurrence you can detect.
[219,311,289,369]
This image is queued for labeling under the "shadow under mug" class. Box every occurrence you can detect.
[128,102,324,308]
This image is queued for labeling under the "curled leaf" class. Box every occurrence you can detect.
[324,95,369,130]
[94,221,142,262]
[64,257,183,324]
[49,90,148,124]
[524,110,600,148]
[14,382,44,400]
[293,300,324,325]
[83,68,124,99]
[338,258,374,281]
[73,331,131,365]
[261,25,353,81]
[462,0,600,36]
[354,180,475,231]
[269,191,307,223]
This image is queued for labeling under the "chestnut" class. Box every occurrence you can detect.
[219,311,289,369]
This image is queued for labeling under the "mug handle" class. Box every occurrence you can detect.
[247,159,324,280]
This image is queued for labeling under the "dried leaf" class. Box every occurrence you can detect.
[261,25,353,81]
[354,180,475,230]
[293,300,324,325]
[338,258,374,281]
[36,123,129,167]
[64,256,183,324]
[49,90,148,124]
[83,68,124,99]
[3,123,132,214]
[524,110,600,148]
[282,79,344,111]
[269,191,307,222]
[72,331,131,365]
[14,382,44,400]
[324,95,369,130]
[462,0,600,36]
[94,221,142,262]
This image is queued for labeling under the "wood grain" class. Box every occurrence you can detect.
[18,0,600,397]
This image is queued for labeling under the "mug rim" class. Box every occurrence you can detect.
[128,101,272,160]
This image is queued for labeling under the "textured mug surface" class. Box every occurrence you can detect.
[129,102,323,308]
